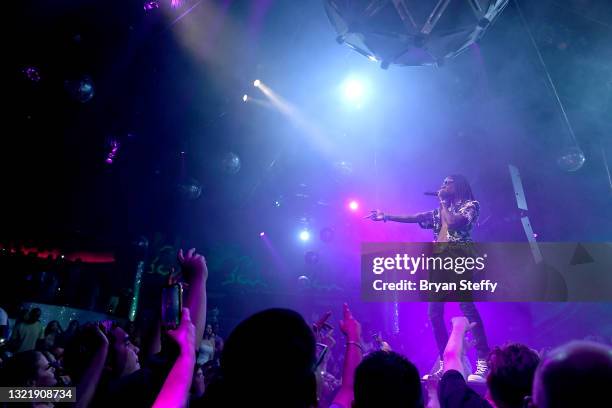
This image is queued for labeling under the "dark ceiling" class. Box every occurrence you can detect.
[6,0,612,251]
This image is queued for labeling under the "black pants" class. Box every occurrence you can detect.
[428,301,490,360]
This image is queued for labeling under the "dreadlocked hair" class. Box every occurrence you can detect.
[448,174,474,202]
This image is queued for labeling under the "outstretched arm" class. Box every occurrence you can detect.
[75,325,109,408]
[178,248,208,348]
[331,303,363,408]
[153,308,196,408]
[369,210,430,223]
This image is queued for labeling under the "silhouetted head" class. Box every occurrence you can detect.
[487,343,540,408]
[220,308,317,408]
[353,351,423,408]
[531,341,612,408]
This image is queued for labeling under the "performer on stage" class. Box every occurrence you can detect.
[368,174,490,382]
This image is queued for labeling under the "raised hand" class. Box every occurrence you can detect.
[339,303,361,342]
[451,316,477,333]
[177,248,208,282]
[313,311,332,333]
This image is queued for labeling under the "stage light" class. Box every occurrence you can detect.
[342,78,364,103]
[324,0,509,67]
[242,94,248,102]
[259,232,265,237]
[348,200,359,211]
[253,79,261,88]
[299,229,310,242]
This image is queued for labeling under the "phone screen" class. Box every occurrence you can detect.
[161,283,182,329]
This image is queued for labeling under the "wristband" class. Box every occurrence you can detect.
[347,341,364,353]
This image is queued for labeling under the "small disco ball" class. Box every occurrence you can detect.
[557,147,586,172]
[305,251,320,265]
[177,178,203,200]
[64,76,95,103]
[333,160,353,179]
[272,195,284,208]
[320,227,335,243]
[23,66,41,82]
[143,1,160,11]
[221,152,241,174]
[297,275,311,288]
[135,236,149,248]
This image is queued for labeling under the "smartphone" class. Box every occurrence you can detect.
[161,283,183,329]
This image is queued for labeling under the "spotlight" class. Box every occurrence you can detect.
[253,79,261,88]
[299,229,310,242]
[242,94,249,102]
[348,200,359,211]
[341,77,365,105]
[259,231,265,237]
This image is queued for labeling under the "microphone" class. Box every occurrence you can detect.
[424,191,439,196]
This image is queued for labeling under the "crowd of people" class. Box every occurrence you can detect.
[1,248,611,407]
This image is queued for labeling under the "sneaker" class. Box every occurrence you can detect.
[467,359,488,383]
[422,359,443,380]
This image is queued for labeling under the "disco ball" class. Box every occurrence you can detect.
[557,147,586,172]
[23,66,41,82]
[273,195,284,208]
[221,152,241,174]
[64,76,95,103]
[320,227,335,243]
[305,251,320,265]
[324,0,509,67]
[333,160,353,178]
[297,275,311,288]
[177,178,203,200]
[143,1,160,11]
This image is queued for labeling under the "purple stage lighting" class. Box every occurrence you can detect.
[348,200,359,211]
[299,230,310,242]
[259,231,265,237]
